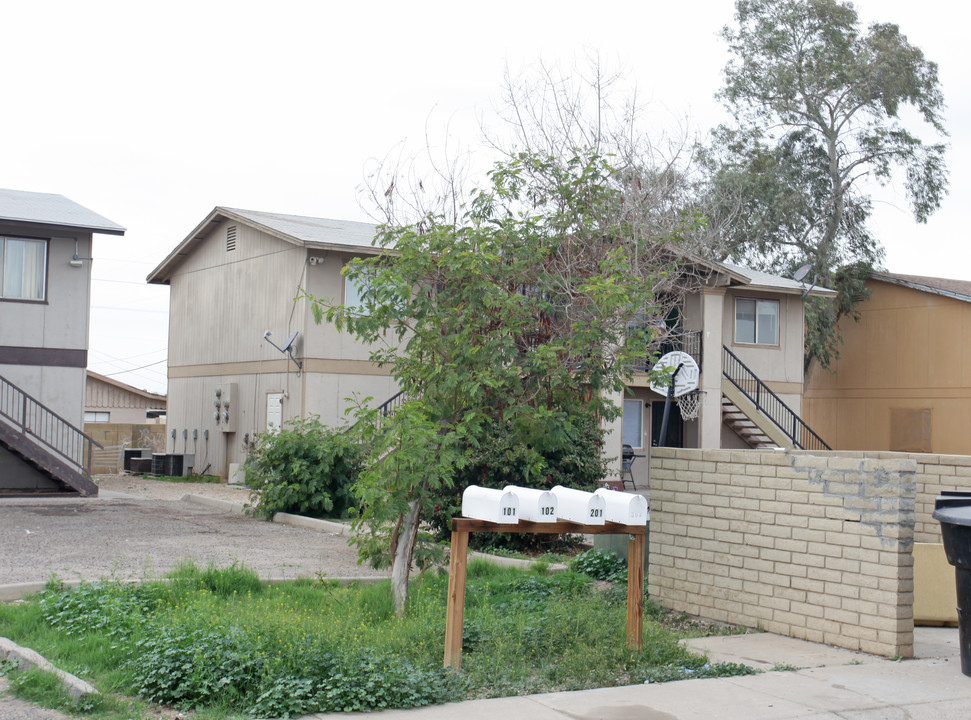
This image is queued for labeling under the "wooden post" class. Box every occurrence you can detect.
[443,526,469,669]
[443,518,646,667]
[626,531,645,649]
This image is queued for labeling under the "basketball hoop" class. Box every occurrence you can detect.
[677,390,705,421]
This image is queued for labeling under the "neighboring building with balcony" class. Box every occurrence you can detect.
[0,188,125,494]
[149,205,833,482]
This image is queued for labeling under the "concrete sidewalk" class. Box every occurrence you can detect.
[295,628,968,720]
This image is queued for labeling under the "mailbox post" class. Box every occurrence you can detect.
[444,517,646,670]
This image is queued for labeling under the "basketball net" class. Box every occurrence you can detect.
[677,390,704,421]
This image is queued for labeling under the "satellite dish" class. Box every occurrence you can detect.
[281,331,299,353]
[792,263,812,283]
[648,351,700,398]
[262,329,302,370]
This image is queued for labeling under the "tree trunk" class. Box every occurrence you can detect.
[390,499,422,616]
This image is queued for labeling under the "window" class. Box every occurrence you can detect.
[343,271,369,311]
[735,298,779,345]
[84,411,110,423]
[1,236,47,300]
[622,399,643,448]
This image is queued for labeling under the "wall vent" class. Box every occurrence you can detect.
[226,225,237,252]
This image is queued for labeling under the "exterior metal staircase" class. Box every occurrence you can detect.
[721,346,830,451]
[0,374,101,495]
[721,396,777,449]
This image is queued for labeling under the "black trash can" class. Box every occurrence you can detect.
[932,492,971,677]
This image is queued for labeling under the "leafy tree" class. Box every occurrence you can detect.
[317,148,694,614]
[701,0,948,370]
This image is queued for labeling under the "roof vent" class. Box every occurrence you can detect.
[226,225,237,252]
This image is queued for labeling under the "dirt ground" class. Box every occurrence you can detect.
[0,474,387,586]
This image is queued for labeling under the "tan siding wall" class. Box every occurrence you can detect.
[86,377,164,410]
[649,448,917,658]
[167,220,309,368]
[805,281,971,454]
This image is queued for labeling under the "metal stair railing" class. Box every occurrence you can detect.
[376,390,407,419]
[0,374,103,476]
[722,346,831,451]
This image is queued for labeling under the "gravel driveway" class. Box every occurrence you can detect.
[0,475,388,587]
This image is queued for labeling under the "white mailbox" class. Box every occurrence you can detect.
[550,486,606,525]
[503,486,558,522]
[461,486,519,524]
[594,488,649,525]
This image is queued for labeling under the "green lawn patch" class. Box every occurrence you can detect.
[0,559,755,719]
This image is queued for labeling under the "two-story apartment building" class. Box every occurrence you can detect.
[0,188,125,493]
[149,206,833,481]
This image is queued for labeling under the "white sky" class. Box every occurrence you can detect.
[3,0,966,395]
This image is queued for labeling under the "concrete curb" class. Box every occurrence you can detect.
[0,637,97,700]
[181,494,352,535]
[468,551,568,572]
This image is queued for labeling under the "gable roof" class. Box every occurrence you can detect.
[0,188,126,236]
[721,263,837,298]
[147,204,830,299]
[86,371,167,404]
[147,206,378,284]
[871,272,971,304]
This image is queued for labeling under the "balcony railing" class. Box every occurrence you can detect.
[722,346,830,451]
[632,329,703,373]
[0,374,102,475]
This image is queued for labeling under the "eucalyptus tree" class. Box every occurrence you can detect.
[702,0,948,369]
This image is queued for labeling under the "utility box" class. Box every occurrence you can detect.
[594,488,649,525]
[550,486,606,525]
[504,486,557,522]
[461,486,519,524]
[123,448,150,472]
[214,383,238,433]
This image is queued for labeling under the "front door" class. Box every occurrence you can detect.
[651,398,684,448]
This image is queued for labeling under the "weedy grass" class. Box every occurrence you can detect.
[136,473,224,483]
[0,556,755,719]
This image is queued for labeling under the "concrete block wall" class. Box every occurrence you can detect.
[649,448,917,658]
[797,450,971,543]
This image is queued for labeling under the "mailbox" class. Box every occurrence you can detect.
[550,486,606,525]
[594,488,648,525]
[461,486,519,524]
[504,486,558,522]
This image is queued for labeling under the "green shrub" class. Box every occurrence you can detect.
[244,415,363,520]
[38,577,163,639]
[570,549,628,583]
[128,625,265,706]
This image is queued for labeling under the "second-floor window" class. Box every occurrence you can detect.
[735,297,779,346]
[343,271,369,311]
[1,236,47,301]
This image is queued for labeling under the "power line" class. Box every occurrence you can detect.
[102,358,167,376]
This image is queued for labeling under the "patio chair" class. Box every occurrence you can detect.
[622,444,638,490]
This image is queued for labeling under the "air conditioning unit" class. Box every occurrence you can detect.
[151,453,195,477]
[123,448,151,472]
